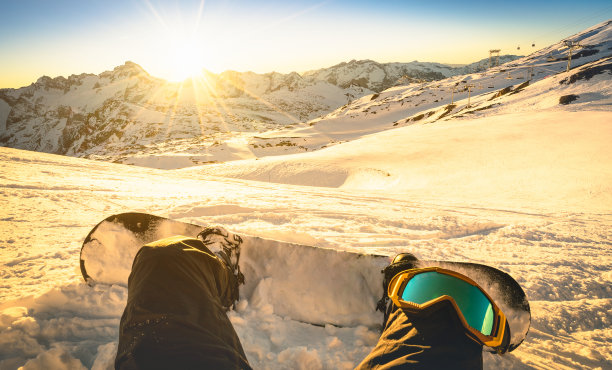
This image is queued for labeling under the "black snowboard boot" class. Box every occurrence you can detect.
[376,253,418,329]
[197,226,245,298]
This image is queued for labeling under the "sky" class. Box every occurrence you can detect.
[1,0,611,88]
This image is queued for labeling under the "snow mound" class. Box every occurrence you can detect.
[180,110,612,213]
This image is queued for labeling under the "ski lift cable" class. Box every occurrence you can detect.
[501,9,608,61]
[504,6,611,63]
[486,12,611,80]
[527,4,612,45]
[488,60,566,75]
[532,65,562,74]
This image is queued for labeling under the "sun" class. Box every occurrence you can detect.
[165,37,207,82]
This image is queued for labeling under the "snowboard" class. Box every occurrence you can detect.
[80,212,530,352]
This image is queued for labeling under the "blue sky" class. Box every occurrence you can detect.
[1,0,611,87]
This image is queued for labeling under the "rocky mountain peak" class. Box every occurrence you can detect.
[102,61,150,81]
[32,72,95,92]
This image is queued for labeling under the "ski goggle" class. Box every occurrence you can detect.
[388,267,510,352]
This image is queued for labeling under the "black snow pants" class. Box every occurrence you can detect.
[115,236,251,370]
[356,300,483,369]
[115,235,482,369]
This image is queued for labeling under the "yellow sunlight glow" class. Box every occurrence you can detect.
[131,0,301,151]
[165,37,206,82]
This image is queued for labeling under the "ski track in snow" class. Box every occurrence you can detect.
[0,147,610,369]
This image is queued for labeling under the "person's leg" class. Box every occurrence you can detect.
[356,300,483,369]
[115,237,250,370]
[357,253,484,370]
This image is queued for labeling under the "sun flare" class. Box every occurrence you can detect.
[165,37,206,82]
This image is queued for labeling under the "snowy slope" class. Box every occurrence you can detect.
[178,19,612,214]
[179,110,612,213]
[1,145,610,369]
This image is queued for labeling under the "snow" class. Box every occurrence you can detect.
[1,123,610,368]
[1,54,525,165]
[180,110,612,213]
[1,19,612,370]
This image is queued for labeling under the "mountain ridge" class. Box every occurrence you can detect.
[1,19,611,170]
[0,55,520,162]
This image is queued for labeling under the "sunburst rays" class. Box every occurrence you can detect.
[127,0,320,161]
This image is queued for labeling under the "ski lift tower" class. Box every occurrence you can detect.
[466,84,475,107]
[489,49,501,69]
[563,40,582,72]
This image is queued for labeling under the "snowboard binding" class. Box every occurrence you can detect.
[198,226,245,286]
[376,253,419,328]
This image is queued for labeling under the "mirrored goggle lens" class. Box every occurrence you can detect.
[401,271,495,336]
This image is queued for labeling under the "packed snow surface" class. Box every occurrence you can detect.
[1,124,610,369]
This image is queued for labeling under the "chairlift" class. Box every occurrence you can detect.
[532,43,535,47]
[517,45,521,50]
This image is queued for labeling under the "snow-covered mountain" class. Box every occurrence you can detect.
[4,15,608,172]
[176,19,612,175]
[302,55,520,91]
[0,56,519,167]
[0,19,610,172]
